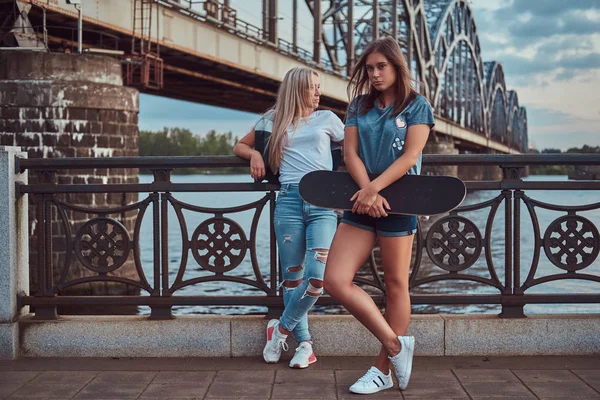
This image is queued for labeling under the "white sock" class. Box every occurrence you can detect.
[274,322,288,339]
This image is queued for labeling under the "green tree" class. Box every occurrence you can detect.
[139,128,241,174]
[529,145,599,175]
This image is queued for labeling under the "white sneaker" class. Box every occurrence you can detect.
[289,342,317,369]
[389,336,415,390]
[349,366,393,394]
[262,319,288,363]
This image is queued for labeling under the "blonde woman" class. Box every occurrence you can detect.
[234,67,344,368]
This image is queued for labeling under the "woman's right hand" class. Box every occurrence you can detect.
[250,151,266,181]
[368,194,391,218]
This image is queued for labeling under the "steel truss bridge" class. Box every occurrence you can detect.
[1,0,527,153]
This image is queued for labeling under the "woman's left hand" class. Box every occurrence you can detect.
[350,183,379,214]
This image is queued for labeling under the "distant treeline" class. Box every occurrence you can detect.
[139,128,598,176]
[529,145,600,175]
[139,128,246,174]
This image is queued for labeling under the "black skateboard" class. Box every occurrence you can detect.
[298,171,466,216]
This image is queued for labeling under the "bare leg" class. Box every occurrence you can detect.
[323,223,400,356]
[372,234,414,374]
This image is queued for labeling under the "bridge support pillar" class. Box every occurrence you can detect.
[422,136,458,176]
[0,51,140,315]
[457,149,505,181]
[0,146,29,360]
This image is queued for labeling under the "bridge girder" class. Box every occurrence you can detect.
[11,0,527,152]
[319,0,527,152]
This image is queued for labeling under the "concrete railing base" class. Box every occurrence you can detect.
[0,323,18,360]
[19,314,600,358]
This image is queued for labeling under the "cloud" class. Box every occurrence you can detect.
[506,0,599,17]
[525,107,579,127]
[470,1,600,53]
[507,11,600,41]
[512,69,600,120]
[497,51,600,82]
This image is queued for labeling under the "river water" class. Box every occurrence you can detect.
[133,174,600,316]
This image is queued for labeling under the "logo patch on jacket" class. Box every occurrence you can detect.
[392,138,405,151]
[395,117,406,129]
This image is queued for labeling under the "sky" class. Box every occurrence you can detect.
[138,0,600,151]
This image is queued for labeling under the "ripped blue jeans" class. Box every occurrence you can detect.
[275,184,338,342]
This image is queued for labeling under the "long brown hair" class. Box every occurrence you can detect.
[347,36,421,118]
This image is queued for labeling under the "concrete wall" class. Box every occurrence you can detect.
[18,314,600,358]
[0,146,29,360]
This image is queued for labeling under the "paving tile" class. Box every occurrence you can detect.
[29,371,98,385]
[319,356,376,370]
[413,356,459,370]
[336,385,402,399]
[206,398,269,400]
[8,383,86,398]
[529,398,600,400]
[92,371,158,384]
[574,371,600,381]
[275,370,335,385]
[513,370,580,382]
[4,356,599,372]
[206,370,274,400]
[204,383,272,399]
[1,356,600,399]
[71,383,148,399]
[467,398,540,400]
[526,382,600,399]
[0,371,41,385]
[462,382,536,398]
[139,383,211,399]
[453,369,519,383]
[152,371,216,384]
[400,381,469,399]
[181,357,283,371]
[213,370,274,383]
[450,356,600,370]
[0,384,24,399]
[0,372,41,399]
[271,383,337,399]
[410,369,457,383]
[573,370,600,391]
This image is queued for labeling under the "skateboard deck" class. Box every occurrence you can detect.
[299,171,466,216]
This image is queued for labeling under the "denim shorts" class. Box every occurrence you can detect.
[341,211,417,237]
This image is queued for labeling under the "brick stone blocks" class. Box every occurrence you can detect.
[0,51,141,305]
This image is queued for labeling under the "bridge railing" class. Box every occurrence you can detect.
[158,0,336,72]
[29,25,122,53]
[14,154,600,320]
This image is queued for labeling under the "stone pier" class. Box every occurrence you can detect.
[0,51,140,312]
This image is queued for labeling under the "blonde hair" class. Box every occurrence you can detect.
[266,67,318,174]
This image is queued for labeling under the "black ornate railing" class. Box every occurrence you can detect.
[15,154,600,319]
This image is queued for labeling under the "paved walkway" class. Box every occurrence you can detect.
[1,356,599,399]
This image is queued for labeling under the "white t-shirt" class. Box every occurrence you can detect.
[277,110,345,184]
